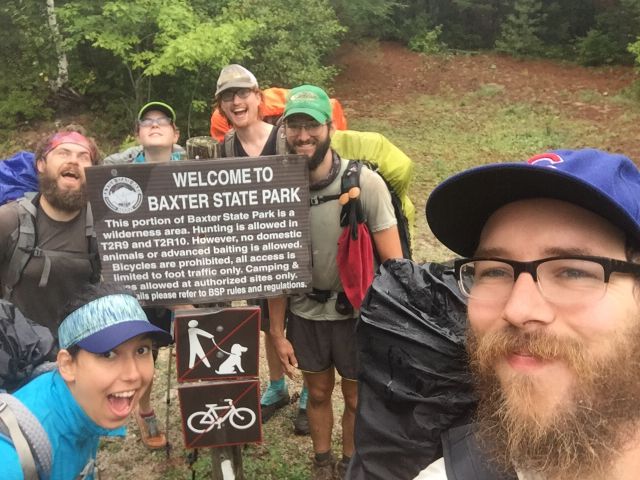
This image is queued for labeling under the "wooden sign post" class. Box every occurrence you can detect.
[86,156,313,477]
[174,308,262,479]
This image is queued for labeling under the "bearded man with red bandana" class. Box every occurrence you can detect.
[0,125,101,336]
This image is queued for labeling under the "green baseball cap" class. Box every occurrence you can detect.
[284,85,332,124]
[138,101,176,122]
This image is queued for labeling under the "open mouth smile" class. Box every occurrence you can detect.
[107,389,137,417]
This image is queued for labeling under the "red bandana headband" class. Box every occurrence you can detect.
[43,131,95,162]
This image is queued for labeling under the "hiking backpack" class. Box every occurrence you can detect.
[224,128,414,257]
[0,152,38,207]
[0,389,96,480]
[347,260,477,480]
[2,193,101,301]
[0,393,53,480]
[0,300,55,393]
[0,300,56,480]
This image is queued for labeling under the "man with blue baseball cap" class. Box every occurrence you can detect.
[416,149,640,480]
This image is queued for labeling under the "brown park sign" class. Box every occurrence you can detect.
[174,308,260,383]
[85,156,312,305]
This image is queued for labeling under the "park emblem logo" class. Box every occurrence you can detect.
[290,91,319,103]
[103,176,143,214]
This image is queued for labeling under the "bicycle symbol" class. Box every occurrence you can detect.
[187,399,257,433]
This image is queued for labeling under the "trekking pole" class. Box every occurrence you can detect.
[165,343,173,457]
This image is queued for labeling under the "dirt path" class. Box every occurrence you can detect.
[333,41,640,157]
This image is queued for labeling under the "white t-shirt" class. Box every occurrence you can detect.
[413,458,545,480]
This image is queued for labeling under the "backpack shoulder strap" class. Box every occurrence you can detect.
[0,393,52,480]
[340,160,362,203]
[275,124,287,156]
[85,203,101,283]
[4,196,101,295]
[442,424,517,480]
[223,130,236,157]
[309,157,356,207]
[3,195,39,300]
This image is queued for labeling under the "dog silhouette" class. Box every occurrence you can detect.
[215,343,248,374]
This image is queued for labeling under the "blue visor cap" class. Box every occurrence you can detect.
[426,148,640,257]
[58,294,172,354]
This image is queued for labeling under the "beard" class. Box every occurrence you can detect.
[468,324,640,480]
[287,136,332,171]
[39,170,87,213]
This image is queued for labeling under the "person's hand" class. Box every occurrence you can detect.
[271,335,298,379]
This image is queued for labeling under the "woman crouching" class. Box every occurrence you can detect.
[0,282,171,479]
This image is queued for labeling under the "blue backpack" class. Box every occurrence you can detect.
[0,152,38,206]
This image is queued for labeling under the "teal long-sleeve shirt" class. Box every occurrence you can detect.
[0,371,125,479]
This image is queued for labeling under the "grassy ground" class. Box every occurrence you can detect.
[98,82,640,478]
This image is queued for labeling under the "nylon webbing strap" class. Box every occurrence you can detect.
[76,457,96,480]
[224,131,235,157]
[0,400,38,480]
[3,198,37,300]
[276,125,287,155]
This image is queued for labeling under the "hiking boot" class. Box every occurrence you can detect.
[312,455,336,480]
[293,408,310,435]
[260,380,289,423]
[134,408,167,450]
[334,458,350,480]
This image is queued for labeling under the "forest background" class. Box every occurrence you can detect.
[3,0,640,150]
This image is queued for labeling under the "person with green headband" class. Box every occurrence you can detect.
[0,282,171,479]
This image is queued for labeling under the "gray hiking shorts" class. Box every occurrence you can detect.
[286,312,358,380]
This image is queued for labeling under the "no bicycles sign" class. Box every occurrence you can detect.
[178,379,262,449]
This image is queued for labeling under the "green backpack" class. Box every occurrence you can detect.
[224,128,415,258]
[330,130,415,259]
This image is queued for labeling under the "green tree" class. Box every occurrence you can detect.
[495,0,546,56]
[0,1,56,129]
[225,0,345,88]
[330,0,399,40]
[58,0,257,123]
[581,0,640,65]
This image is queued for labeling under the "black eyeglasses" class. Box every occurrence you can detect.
[284,120,325,135]
[454,255,640,305]
[219,88,253,103]
[138,116,172,128]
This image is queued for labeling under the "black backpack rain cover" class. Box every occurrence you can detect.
[0,300,55,392]
[348,259,478,480]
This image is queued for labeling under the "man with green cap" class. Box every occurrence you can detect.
[269,85,403,479]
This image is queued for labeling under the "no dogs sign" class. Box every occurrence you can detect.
[174,308,260,383]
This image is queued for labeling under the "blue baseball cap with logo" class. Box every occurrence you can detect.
[426,149,640,257]
[59,289,172,354]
